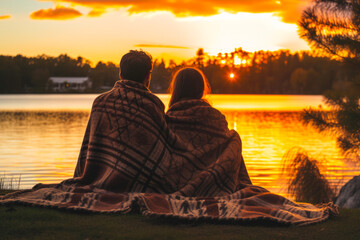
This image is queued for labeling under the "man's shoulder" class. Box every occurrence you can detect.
[93,88,116,103]
[92,81,165,112]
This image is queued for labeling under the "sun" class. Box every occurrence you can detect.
[228,72,236,82]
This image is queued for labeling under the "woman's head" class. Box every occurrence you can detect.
[168,67,211,107]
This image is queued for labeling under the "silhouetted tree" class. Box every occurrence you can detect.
[150,59,171,93]
[290,68,308,93]
[300,0,360,161]
[0,56,22,93]
[89,61,118,91]
[0,50,352,94]
[31,68,49,92]
[195,48,205,68]
[299,0,360,61]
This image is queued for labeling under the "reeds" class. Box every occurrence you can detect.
[0,173,21,191]
[282,148,335,204]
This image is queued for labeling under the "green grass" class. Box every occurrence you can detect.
[1,203,360,240]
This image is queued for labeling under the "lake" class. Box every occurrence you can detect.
[0,94,358,197]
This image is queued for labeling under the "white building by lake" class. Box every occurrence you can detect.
[49,77,91,92]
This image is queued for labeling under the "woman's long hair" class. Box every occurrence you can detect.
[168,67,211,108]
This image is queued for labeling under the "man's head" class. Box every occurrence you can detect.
[120,50,153,87]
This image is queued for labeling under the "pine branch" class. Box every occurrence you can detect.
[299,0,360,59]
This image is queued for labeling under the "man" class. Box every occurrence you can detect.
[73,50,175,193]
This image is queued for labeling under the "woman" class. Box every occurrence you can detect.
[165,67,252,196]
[161,67,337,225]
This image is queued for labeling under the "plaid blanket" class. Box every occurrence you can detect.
[0,80,338,225]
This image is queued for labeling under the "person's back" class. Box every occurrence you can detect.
[165,68,252,196]
[74,50,174,193]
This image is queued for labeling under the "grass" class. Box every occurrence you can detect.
[0,174,21,193]
[282,148,335,204]
[0,190,359,240]
[1,163,358,240]
[1,204,359,240]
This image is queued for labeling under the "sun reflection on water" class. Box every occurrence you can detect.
[0,94,357,197]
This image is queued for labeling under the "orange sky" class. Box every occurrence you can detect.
[0,0,311,64]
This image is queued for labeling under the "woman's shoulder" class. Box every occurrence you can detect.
[166,99,229,129]
[167,99,218,115]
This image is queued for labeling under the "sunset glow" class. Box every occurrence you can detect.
[234,56,248,66]
[1,0,358,230]
[0,0,311,64]
[0,14,11,20]
[234,56,241,65]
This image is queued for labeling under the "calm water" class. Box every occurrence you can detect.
[0,94,358,196]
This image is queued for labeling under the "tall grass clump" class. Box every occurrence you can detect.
[0,173,21,191]
[282,148,335,204]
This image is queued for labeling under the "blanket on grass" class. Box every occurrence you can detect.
[0,80,338,225]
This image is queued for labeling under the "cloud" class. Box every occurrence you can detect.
[0,15,11,20]
[37,0,311,23]
[87,9,106,17]
[30,6,82,20]
[134,44,191,49]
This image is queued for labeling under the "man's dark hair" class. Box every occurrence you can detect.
[120,50,153,83]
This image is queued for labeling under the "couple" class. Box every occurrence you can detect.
[1,50,337,225]
[73,49,251,196]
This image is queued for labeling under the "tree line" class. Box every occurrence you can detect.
[0,49,357,94]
